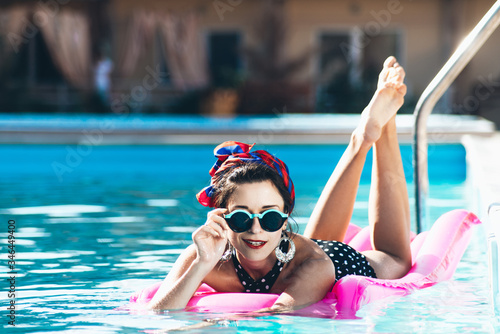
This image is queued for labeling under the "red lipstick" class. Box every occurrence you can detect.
[243,239,267,249]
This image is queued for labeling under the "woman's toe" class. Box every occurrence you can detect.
[384,56,397,68]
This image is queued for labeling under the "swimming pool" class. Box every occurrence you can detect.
[0,144,496,333]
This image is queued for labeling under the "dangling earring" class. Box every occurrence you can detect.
[275,232,295,263]
[220,241,234,262]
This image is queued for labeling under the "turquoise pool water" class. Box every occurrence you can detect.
[0,144,497,333]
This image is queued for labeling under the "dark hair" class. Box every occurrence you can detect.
[211,162,297,233]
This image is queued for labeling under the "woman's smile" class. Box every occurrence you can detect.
[243,239,267,249]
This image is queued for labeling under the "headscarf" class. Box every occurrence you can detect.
[196,141,295,211]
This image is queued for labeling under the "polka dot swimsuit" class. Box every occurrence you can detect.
[232,239,375,293]
[232,241,288,293]
[312,239,377,282]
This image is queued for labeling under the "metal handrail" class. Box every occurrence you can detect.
[413,0,500,233]
[488,202,500,315]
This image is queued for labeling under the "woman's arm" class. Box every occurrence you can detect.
[147,245,211,310]
[148,208,230,310]
[269,254,335,312]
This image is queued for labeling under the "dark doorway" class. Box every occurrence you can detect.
[208,32,242,88]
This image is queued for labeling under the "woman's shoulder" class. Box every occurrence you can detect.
[292,233,326,247]
[277,234,335,288]
[291,234,332,260]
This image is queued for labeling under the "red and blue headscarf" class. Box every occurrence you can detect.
[196,141,295,211]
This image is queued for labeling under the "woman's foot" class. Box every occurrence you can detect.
[357,56,407,145]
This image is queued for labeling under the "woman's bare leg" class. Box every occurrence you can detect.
[362,115,412,279]
[304,56,412,278]
[362,58,412,279]
[304,56,405,242]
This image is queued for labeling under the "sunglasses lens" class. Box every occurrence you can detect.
[261,211,285,232]
[226,212,251,232]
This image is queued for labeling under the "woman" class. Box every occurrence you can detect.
[147,56,412,312]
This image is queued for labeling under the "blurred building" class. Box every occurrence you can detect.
[1,0,500,123]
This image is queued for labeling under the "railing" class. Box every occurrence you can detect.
[489,203,500,315]
[413,0,500,233]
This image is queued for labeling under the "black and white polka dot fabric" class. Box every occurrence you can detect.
[232,241,288,293]
[312,239,377,282]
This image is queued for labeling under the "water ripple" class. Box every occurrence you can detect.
[29,266,96,274]
[45,216,145,224]
[146,199,180,207]
[0,204,107,216]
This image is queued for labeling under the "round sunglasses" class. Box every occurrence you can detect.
[224,209,288,233]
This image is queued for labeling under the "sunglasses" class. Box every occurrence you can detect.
[224,209,288,233]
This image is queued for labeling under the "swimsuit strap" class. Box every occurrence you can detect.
[232,241,289,293]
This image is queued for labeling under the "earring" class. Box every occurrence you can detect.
[220,242,234,262]
[275,232,295,263]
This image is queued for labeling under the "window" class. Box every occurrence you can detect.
[10,31,65,86]
[208,31,242,88]
[317,30,402,113]
[33,31,65,85]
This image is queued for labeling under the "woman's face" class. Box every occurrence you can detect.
[226,180,286,264]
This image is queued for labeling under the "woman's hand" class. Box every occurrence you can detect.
[192,208,230,267]
[148,208,231,310]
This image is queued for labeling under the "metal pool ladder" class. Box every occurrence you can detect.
[413,0,500,233]
[489,203,500,315]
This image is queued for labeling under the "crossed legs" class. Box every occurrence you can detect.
[303,56,412,279]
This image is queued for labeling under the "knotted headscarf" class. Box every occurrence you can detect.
[196,141,295,211]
